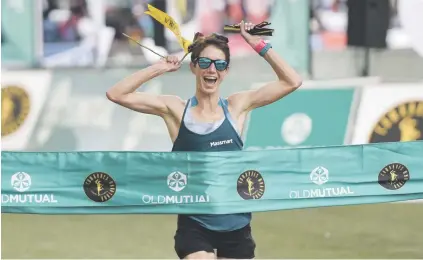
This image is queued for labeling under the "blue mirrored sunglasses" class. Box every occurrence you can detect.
[196,57,228,71]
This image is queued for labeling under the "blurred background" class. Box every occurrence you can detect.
[1,0,423,259]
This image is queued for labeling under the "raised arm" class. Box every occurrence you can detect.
[228,21,303,115]
[106,56,182,117]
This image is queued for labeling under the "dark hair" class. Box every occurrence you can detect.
[188,32,230,65]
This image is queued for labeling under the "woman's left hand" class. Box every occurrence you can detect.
[239,20,263,47]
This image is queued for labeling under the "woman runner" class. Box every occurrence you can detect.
[106,20,302,259]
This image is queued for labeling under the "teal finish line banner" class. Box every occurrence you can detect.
[2,141,423,214]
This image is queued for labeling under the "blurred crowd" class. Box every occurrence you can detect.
[309,0,407,50]
[38,0,418,68]
[43,0,91,43]
[41,0,275,64]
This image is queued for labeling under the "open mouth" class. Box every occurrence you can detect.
[203,76,217,85]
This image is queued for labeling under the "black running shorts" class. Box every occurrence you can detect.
[174,215,256,259]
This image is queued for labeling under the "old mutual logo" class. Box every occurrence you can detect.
[310,166,329,185]
[167,171,187,192]
[2,172,58,204]
[290,166,354,199]
[142,171,210,205]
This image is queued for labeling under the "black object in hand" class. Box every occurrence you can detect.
[224,21,274,36]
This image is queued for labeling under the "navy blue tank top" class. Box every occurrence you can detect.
[172,96,251,231]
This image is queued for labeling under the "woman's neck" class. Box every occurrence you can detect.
[194,91,220,114]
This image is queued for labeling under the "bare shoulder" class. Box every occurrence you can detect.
[160,95,187,119]
[159,95,187,141]
[160,95,186,110]
[226,90,254,115]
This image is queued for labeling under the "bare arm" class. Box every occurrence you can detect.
[228,21,302,115]
[106,56,182,117]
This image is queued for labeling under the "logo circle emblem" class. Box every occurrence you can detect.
[369,101,423,143]
[11,172,32,192]
[378,163,410,190]
[281,113,312,145]
[83,172,116,202]
[1,86,30,137]
[237,170,265,200]
[167,171,187,192]
[310,166,329,185]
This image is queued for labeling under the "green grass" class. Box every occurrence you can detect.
[2,203,422,259]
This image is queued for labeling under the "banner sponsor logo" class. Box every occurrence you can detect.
[1,71,52,150]
[352,84,423,144]
[83,172,117,202]
[142,171,210,205]
[1,86,30,137]
[142,194,209,204]
[378,163,410,190]
[289,187,354,199]
[310,166,329,185]
[369,101,423,143]
[167,171,187,192]
[237,170,265,200]
[1,172,58,204]
[289,166,354,199]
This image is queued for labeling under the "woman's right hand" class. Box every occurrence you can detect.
[156,55,182,72]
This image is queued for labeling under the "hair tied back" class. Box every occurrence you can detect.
[188,32,206,53]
